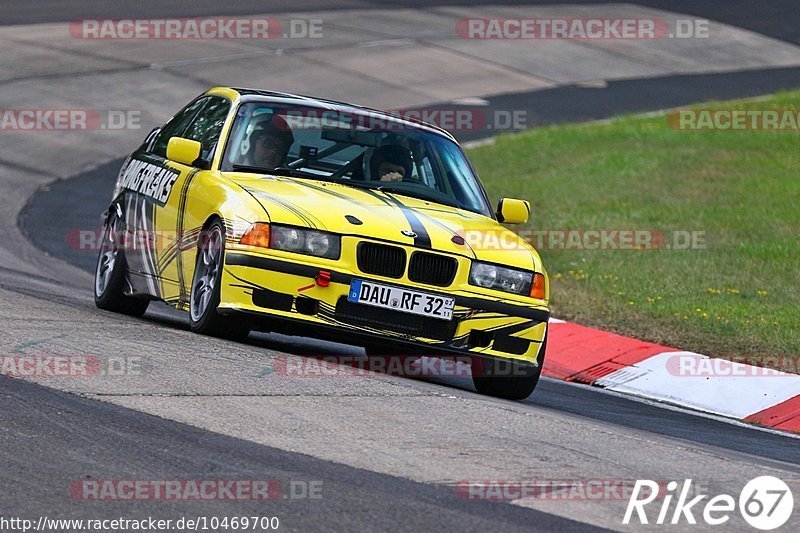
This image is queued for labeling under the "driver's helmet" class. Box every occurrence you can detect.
[244,114,295,162]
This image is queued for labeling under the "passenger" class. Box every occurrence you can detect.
[370,145,413,182]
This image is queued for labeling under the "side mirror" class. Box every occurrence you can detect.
[496,198,530,225]
[166,137,202,167]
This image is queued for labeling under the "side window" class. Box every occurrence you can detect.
[181,97,231,161]
[419,156,437,188]
[151,97,210,158]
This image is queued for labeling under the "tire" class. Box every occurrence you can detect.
[94,212,150,317]
[189,220,251,341]
[471,335,547,400]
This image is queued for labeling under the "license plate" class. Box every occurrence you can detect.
[348,280,454,321]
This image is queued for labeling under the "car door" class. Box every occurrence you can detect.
[151,95,232,309]
[116,96,231,307]
[115,97,208,300]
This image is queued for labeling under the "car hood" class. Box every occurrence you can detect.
[227,174,542,272]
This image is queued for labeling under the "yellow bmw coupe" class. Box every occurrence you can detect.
[94,87,549,399]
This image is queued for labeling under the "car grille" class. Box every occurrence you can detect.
[408,252,458,286]
[335,297,457,341]
[357,242,406,278]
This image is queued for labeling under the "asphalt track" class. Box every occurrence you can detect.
[4,2,800,532]
[1,375,598,531]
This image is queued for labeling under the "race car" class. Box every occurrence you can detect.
[94,87,550,399]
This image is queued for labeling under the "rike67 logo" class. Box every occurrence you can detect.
[624,476,794,529]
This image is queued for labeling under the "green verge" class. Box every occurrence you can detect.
[466,90,800,359]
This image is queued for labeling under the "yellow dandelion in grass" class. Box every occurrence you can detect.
[628,300,636,305]
[707,288,721,295]
[725,288,740,295]
[552,273,563,280]
[757,290,768,296]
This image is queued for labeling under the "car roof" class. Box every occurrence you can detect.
[222,87,457,142]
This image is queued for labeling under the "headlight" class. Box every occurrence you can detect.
[272,226,304,252]
[470,262,498,288]
[306,232,332,256]
[240,223,340,259]
[271,225,340,259]
[469,261,533,296]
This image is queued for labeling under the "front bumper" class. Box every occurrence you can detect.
[221,251,549,365]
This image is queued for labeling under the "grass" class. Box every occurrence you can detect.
[466,91,800,359]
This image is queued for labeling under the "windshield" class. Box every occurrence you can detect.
[221,102,493,216]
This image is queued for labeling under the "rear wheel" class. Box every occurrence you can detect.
[94,213,149,316]
[471,335,546,400]
[189,220,251,341]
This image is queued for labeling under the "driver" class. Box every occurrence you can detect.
[242,115,294,169]
[370,144,413,182]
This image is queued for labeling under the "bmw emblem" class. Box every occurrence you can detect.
[401,229,417,238]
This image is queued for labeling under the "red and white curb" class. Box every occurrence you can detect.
[545,319,800,433]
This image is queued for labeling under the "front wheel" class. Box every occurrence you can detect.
[94,213,149,316]
[189,220,250,341]
[471,335,546,400]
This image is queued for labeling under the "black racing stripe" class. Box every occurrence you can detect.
[416,211,477,259]
[350,186,395,207]
[225,253,550,323]
[334,184,430,246]
[382,194,432,249]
